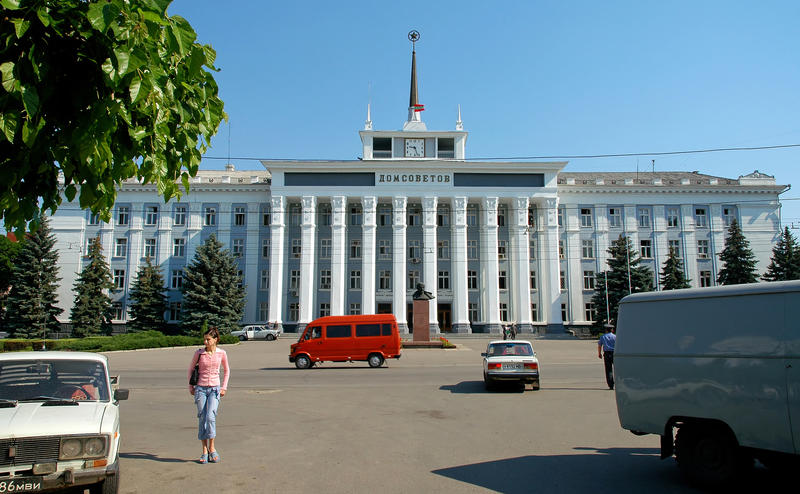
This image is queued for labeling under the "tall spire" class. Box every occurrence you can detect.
[403,30,426,131]
[364,102,372,130]
[456,104,463,130]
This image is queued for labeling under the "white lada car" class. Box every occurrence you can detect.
[482,340,541,391]
[0,352,129,493]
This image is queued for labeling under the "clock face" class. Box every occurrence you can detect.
[405,138,425,157]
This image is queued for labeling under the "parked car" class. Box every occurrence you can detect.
[482,340,540,391]
[232,324,281,341]
[0,351,129,493]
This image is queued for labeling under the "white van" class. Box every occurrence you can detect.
[615,280,800,486]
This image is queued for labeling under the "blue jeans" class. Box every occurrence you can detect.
[194,386,220,440]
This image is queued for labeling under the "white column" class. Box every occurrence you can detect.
[268,196,286,330]
[298,196,317,330]
[330,196,347,316]
[709,204,724,280]
[451,197,470,333]
[218,201,232,247]
[681,204,699,285]
[481,197,501,333]
[511,197,533,332]
[156,205,173,266]
[126,206,144,293]
[362,196,377,314]
[186,203,203,263]
[565,206,583,324]
[422,196,439,333]
[392,196,408,332]
[243,203,261,323]
[595,203,609,274]
[541,197,563,331]
[653,205,668,291]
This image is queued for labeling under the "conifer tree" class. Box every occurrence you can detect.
[71,236,114,337]
[128,257,167,332]
[591,234,653,332]
[660,247,691,290]
[762,227,800,281]
[717,219,758,285]
[181,234,245,335]
[5,216,62,338]
[0,235,21,325]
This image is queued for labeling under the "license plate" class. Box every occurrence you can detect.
[0,477,43,492]
[502,363,522,370]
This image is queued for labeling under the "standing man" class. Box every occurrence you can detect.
[598,325,616,390]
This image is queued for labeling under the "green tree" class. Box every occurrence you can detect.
[660,247,691,290]
[717,219,758,285]
[5,216,62,338]
[591,234,653,332]
[0,234,22,323]
[181,234,245,335]
[71,236,114,336]
[0,0,225,232]
[762,227,800,281]
[128,256,167,332]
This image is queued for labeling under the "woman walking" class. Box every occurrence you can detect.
[188,327,230,464]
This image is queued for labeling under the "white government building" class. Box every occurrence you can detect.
[49,44,787,335]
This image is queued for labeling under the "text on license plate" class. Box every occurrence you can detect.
[0,477,43,492]
[502,363,523,370]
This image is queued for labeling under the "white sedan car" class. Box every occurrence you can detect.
[482,340,540,391]
[231,324,281,341]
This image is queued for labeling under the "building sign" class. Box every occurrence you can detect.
[377,172,453,185]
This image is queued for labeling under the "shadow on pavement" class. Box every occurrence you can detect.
[121,452,189,463]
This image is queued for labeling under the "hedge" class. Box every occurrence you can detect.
[0,331,239,353]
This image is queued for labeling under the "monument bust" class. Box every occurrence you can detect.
[412,283,434,300]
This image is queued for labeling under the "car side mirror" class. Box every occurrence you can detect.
[480,352,487,357]
[114,389,130,401]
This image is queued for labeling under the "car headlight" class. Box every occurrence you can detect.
[60,436,108,460]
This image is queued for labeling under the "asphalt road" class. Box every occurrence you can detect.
[103,337,779,493]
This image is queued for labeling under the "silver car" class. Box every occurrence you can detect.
[482,340,540,391]
[231,324,281,341]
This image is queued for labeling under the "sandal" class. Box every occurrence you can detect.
[209,451,220,463]
[198,453,208,464]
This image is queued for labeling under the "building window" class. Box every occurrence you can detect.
[350,270,361,289]
[320,239,331,259]
[559,240,564,260]
[561,303,567,322]
[531,303,538,322]
[408,270,420,289]
[236,270,243,289]
[467,240,478,260]
[349,204,363,225]
[232,239,243,258]
[582,239,594,259]
[722,207,734,226]
[437,137,455,158]
[528,206,537,228]
[585,303,596,322]
[530,271,537,290]
[259,302,269,321]
[117,207,129,226]
[173,238,185,257]
[234,206,246,226]
[114,238,127,258]
[113,269,125,290]
[110,303,123,321]
[260,270,269,290]
[174,206,186,226]
[580,208,592,228]
[289,204,301,225]
[468,303,479,323]
[349,303,361,315]
[583,270,595,290]
[171,269,183,289]
[205,207,216,226]
[468,270,478,290]
[408,240,421,260]
[289,303,299,321]
[438,271,450,290]
[169,302,181,321]
[667,207,679,228]
[144,238,156,258]
[497,240,507,260]
[378,207,392,226]
[499,303,509,322]
[558,208,564,228]
[379,240,391,260]
[438,240,450,260]
[319,204,332,226]
[320,270,331,290]
[262,207,271,226]
[437,207,450,226]
[697,240,709,259]
[499,270,507,290]
[88,213,100,225]
[319,303,331,317]
[695,208,707,228]
[638,208,650,228]
[262,239,270,258]
[145,206,158,226]
[467,206,477,227]
[289,270,300,291]
[609,207,621,228]
[497,205,506,227]
[380,270,392,290]
[408,207,421,226]
[373,137,391,158]
[560,271,566,291]
[668,240,681,256]
[700,270,712,287]
[529,238,536,259]
[350,239,361,259]
[640,240,652,259]
[292,239,301,258]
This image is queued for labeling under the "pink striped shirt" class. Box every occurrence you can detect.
[188,348,230,391]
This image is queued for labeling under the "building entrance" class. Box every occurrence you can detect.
[438,304,452,332]
[377,303,392,314]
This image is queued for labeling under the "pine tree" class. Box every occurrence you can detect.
[128,257,167,332]
[181,234,245,335]
[717,219,758,285]
[762,227,800,281]
[71,236,114,337]
[660,247,691,290]
[0,235,21,325]
[5,217,62,338]
[591,234,654,332]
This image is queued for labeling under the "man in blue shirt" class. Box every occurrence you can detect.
[598,325,616,390]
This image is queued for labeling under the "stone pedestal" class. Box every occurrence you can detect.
[413,299,430,342]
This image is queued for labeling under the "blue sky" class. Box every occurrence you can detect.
[169,0,800,228]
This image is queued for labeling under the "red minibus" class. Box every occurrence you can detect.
[289,314,401,368]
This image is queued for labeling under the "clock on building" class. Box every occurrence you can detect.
[404,138,425,157]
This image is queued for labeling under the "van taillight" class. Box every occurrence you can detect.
[524,363,538,370]
[487,363,501,369]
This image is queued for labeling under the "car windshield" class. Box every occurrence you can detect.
[0,359,110,402]
[487,343,533,357]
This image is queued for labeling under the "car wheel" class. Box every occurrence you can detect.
[295,354,312,369]
[531,380,540,391]
[238,335,247,341]
[367,353,384,368]
[266,334,276,341]
[675,424,750,487]
[483,373,494,391]
[89,454,119,494]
